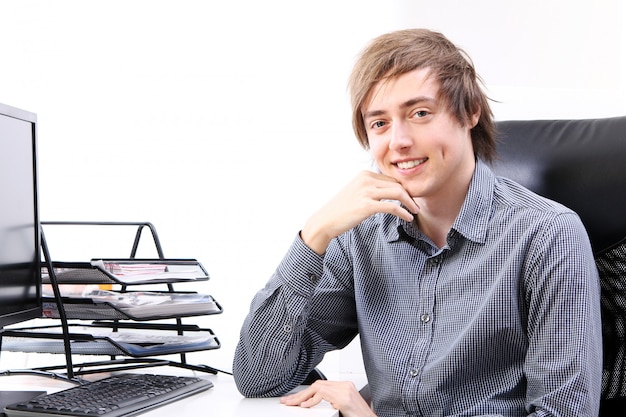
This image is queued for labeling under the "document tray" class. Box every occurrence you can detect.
[42,259,210,285]
[1,324,221,357]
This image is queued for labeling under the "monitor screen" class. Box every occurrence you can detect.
[0,102,41,328]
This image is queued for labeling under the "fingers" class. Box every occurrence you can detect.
[298,391,325,408]
[359,171,419,215]
[301,170,420,254]
[280,386,319,407]
[379,200,415,223]
[359,178,419,223]
[280,381,376,417]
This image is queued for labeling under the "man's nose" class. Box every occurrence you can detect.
[389,120,413,150]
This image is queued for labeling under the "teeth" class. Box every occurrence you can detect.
[397,159,425,169]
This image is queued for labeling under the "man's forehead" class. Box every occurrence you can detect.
[363,68,440,115]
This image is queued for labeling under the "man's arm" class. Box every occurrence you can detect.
[523,212,603,416]
[233,170,418,397]
[232,235,357,397]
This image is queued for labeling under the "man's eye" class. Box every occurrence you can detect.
[414,110,429,118]
[371,120,386,129]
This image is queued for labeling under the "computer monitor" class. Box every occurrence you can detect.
[0,102,42,329]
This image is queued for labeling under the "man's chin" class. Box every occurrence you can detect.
[386,174,424,198]
[399,182,422,198]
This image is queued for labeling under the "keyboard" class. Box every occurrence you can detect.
[3,373,214,417]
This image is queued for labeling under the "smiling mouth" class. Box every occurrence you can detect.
[396,158,427,169]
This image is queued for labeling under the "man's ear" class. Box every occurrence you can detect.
[470,107,481,128]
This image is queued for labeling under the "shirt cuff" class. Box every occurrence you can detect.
[275,232,325,296]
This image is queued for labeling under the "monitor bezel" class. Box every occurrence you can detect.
[0,102,42,328]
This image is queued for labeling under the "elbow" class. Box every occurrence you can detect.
[232,352,287,398]
[232,366,291,398]
[232,363,266,398]
[232,354,301,398]
[232,354,264,397]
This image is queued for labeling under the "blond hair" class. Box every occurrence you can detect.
[348,28,496,162]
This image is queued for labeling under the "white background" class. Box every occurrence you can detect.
[0,0,624,376]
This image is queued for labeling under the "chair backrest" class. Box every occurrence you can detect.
[491,117,626,414]
[492,117,626,253]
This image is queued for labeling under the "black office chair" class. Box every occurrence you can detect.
[302,367,327,385]
[491,116,626,416]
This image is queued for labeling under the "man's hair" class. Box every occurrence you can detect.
[348,28,497,162]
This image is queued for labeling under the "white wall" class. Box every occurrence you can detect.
[1,0,624,376]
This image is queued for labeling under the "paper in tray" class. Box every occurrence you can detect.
[41,290,223,321]
[2,325,221,357]
[92,259,210,284]
[42,258,210,285]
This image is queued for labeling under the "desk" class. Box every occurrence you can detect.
[0,369,369,417]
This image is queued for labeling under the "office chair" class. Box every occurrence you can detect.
[491,116,626,416]
[302,368,327,385]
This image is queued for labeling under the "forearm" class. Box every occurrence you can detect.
[233,290,316,396]
[233,236,325,397]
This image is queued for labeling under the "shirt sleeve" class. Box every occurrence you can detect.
[232,233,358,397]
[523,212,603,416]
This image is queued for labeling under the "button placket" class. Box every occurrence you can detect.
[419,255,442,327]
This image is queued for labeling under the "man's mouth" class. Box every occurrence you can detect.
[396,158,427,169]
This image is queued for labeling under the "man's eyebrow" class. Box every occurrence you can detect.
[363,96,437,119]
[402,96,436,109]
[363,109,385,119]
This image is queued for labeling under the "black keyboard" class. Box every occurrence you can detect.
[3,373,213,417]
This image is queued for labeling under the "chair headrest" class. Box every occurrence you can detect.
[491,116,626,253]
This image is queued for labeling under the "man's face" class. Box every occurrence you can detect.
[362,68,478,201]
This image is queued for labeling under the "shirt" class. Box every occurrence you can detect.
[233,159,603,417]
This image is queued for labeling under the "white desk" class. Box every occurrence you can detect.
[0,368,369,417]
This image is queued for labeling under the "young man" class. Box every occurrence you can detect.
[233,29,602,416]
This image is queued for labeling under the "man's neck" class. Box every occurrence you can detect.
[414,166,474,248]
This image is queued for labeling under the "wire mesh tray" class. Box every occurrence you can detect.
[42,259,210,285]
[1,323,221,357]
[41,291,223,321]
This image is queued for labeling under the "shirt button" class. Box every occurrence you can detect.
[282,324,292,333]
[409,368,419,377]
[307,273,319,283]
[420,313,431,323]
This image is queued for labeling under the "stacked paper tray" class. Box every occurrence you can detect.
[42,259,210,285]
[41,290,223,321]
[1,324,221,357]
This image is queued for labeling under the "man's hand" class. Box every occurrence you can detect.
[280,380,377,417]
[301,170,419,254]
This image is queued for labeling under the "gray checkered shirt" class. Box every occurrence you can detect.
[234,159,602,417]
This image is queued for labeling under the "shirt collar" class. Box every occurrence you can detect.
[385,159,495,244]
